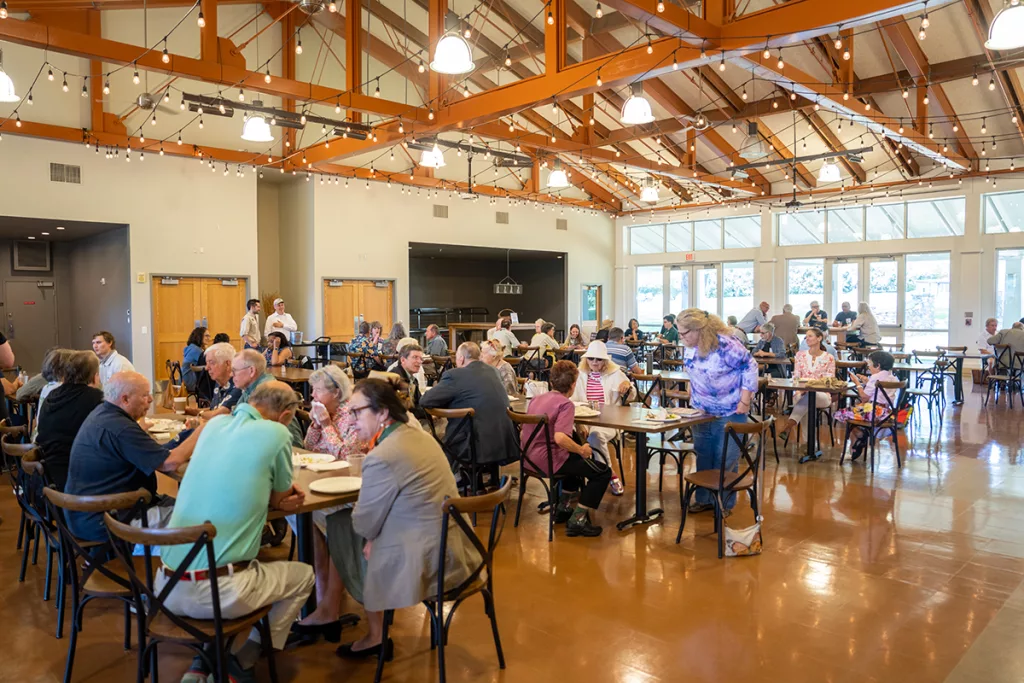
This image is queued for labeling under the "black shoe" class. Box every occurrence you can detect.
[553,504,573,524]
[287,620,343,647]
[336,638,394,661]
[850,446,865,462]
[566,513,603,537]
[687,503,714,514]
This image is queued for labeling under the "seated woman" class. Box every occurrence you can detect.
[752,321,787,378]
[625,318,645,343]
[570,341,636,496]
[381,322,407,356]
[328,379,481,659]
[35,350,103,491]
[481,340,520,397]
[835,350,899,462]
[290,365,366,643]
[566,324,587,350]
[525,360,610,537]
[778,328,836,442]
[182,326,212,399]
[726,315,749,344]
[525,322,561,374]
[212,332,231,344]
[846,302,881,346]
[264,331,293,367]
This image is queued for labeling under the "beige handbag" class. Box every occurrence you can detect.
[723,429,765,557]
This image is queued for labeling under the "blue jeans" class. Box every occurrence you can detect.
[691,414,749,509]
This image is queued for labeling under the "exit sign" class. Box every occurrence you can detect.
[684,253,695,261]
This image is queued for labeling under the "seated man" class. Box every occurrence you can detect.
[65,371,204,541]
[158,381,313,683]
[423,324,449,357]
[977,317,998,369]
[420,342,519,478]
[191,342,241,420]
[387,343,427,420]
[232,349,304,446]
[605,327,639,374]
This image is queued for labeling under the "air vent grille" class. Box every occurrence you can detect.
[432,204,449,219]
[496,211,509,224]
[556,218,568,231]
[49,163,82,184]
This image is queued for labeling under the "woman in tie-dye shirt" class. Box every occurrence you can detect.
[678,309,759,514]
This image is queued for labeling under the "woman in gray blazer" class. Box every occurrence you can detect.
[336,378,480,660]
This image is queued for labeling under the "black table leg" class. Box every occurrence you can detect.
[799,390,822,464]
[296,512,316,616]
[617,432,663,530]
[953,357,965,405]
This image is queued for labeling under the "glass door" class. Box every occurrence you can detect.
[867,257,902,344]
[581,285,601,323]
[904,253,950,349]
[830,260,860,321]
[669,266,691,315]
[697,265,720,316]
[636,266,664,333]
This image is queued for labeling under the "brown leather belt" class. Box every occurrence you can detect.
[159,560,251,582]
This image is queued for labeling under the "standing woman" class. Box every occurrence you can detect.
[847,302,881,346]
[182,326,212,399]
[264,331,293,367]
[332,379,480,659]
[676,309,758,515]
[778,328,836,441]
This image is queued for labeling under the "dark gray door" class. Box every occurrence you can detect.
[4,279,58,373]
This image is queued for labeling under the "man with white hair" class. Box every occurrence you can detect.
[65,370,204,541]
[232,349,305,446]
[264,298,297,338]
[159,380,312,682]
[977,317,999,368]
[195,342,240,420]
[769,303,801,347]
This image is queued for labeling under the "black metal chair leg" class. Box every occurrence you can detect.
[16,509,25,551]
[63,602,81,683]
[374,610,394,683]
[513,472,527,528]
[122,602,131,650]
[18,520,33,582]
[260,616,280,683]
[43,538,54,601]
[32,523,41,566]
[676,484,695,544]
[483,590,506,669]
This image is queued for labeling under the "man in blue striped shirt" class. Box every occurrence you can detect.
[605,327,639,374]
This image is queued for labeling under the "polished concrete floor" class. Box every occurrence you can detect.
[4,387,1024,683]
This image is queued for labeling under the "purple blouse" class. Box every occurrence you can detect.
[683,334,759,417]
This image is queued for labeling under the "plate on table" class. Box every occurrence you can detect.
[309,476,362,495]
[148,419,185,434]
[643,410,684,422]
[574,405,600,417]
[307,460,351,473]
[292,451,335,467]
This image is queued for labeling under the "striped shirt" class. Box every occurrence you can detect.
[585,373,605,403]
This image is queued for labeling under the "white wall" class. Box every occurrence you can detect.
[276,180,316,334]
[616,176,1024,353]
[257,183,281,296]
[300,182,616,338]
[0,135,258,381]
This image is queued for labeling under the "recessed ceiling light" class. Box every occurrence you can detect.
[41,232,49,235]
[56,226,65,230]
[27,236,35,240]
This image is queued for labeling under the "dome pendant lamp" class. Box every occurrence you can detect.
[430,7,475,75]
[0,49,20,103]
[620,83,655,125]
[986,0,1024,50]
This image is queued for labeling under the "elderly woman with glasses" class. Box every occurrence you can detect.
[676,309,758,516]
[288,364,367,645]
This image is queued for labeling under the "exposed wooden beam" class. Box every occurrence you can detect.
[345,0,361,122]
[963,0,1024,147]
[199,0,218,63]
[803,110,867,183]
[854,50,1024,94]
[758,126,817,188]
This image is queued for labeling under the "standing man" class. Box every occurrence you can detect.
[157,381,312,682]
[737,302,770,334]
[264,298,297,339]
[770,304,801,346]
[423,324,449,357]
[240,298,262,350]
[92,331,135,387]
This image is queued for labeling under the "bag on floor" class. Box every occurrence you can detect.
[724,519,763,557]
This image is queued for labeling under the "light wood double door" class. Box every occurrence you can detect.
[152,276,249,381]
[322,279,393,342]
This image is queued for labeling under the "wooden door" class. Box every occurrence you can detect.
[201,278,248,349]
[358,281,393,331]
[152,277,201,381]
[323,280,358,341]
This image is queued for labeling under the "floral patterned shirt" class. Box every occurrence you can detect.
[683,334,759,417]
[304,403,367,459]
[793,349,836,381]
[348,335,382,374]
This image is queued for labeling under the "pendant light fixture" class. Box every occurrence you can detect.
[986,0,1024,49]
[0,48,18,103]
[739,122,767,160]
[640,178,659,204]
[419,142,446,168]
[620,83,655,125]
[241,101,275,142]
[547,160,569,188]
[817,159,842,183]
[430,2,475,75]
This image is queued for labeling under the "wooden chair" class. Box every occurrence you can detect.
[880,343,905,353]
[425,408,486,521]
[675,419,772,558]
[840,381,907,471]
[374,479,512,683]
[507,410,572,542]
[43,487,152,682]
[631,373,663,408]
[985,345,1017,407]
[3,434,42,582]
[20,450,65,609]
[103,513,280,683]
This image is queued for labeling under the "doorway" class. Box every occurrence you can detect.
[637,261,753,332]
[4,279,58,373]
[322,279,394,342]
[581,285,602,323]
[151,276,250,381]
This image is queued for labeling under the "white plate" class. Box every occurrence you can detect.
[307,460,351,473]
[575,406,600,417]
[148,419,184,434]
[309,476,362,495]
[643,412,685,422]
[292,452,335,467]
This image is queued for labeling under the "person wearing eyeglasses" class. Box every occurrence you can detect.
[231,349,305,446]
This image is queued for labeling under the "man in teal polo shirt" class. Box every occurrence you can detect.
[157,380,312,683]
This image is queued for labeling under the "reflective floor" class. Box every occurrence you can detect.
[4,388,1024,682]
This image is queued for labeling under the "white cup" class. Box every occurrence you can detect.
[173,397,187,415]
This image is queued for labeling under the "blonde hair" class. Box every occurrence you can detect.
[676,308,728,357]
[578,357,621,376]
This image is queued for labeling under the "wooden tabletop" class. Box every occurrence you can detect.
[836,360,866,369]
[270,366,316,382]
[657,370,690,382]
[511,399,712,433]
[756,357,792,365]
[893,363,937,372]
[767,378,854,394]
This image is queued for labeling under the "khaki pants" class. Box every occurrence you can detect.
[155,560,314,650]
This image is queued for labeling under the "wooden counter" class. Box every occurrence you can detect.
[448,322,537,348]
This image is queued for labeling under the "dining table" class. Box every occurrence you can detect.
[511,399,713,531]
[767,378,855,464]
[940,352,986,405]
[270,365,316,400]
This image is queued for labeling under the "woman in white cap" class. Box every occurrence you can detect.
[571,340,636,495]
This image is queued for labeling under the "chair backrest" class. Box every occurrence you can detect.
[937,345,966,353]
[993,344,1015,373]
[425,408,477,464]
[631,373,662,408]
[717,419,772,492]
[869,380,906,425]
[103,512,224,642]
[660,359,685,370]
[881,343,905,352]
[506,409,554,477]
[438,477,513,599]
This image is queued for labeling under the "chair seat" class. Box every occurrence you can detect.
[845,418,895,428]
[905,388,936,397]
[441,576,488,602]
[987,374,1012,381]
[684,469,754,491]
[82,557,146,597]
[647,434,694,453]
[148,605,272,644]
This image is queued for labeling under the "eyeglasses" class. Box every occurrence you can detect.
[348,403,374,418]
[231,365,253,375]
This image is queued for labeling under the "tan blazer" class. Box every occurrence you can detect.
[769,312,801,347]
[352,422,481,612]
